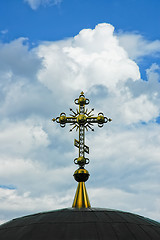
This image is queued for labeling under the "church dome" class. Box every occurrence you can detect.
[0,207,160,240]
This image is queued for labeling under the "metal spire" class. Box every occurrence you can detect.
[52,92,112,208]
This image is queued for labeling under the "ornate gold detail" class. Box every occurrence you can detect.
[52,92,111,208]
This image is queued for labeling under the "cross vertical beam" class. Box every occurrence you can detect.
[79,125,85,158]
[79,100,85,158]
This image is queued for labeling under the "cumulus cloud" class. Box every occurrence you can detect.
[0,38,41,78]
[0,120,49,156]
[37,23,160,125]
[118,32,160,60]
[37,24,140,94]
[89,186,160,221]
[24,0,62,10]
[1,23,160,224]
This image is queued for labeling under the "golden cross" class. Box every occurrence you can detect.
[52,92,111,208]
[52,92,112,168]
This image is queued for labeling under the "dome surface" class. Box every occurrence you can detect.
[0,208,160,240]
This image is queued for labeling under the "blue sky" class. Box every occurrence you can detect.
[0,0,160,224]
[1,0,160,41]
[1,0,160,79]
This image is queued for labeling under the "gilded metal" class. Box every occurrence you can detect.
[73,168,89,182]
[72,182,91,208]
[52,92,111,208]
[52,92,111,167]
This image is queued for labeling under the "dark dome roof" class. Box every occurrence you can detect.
[0,208,160,240]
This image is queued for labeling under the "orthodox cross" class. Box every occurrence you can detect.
[52,91,112,167]
[52,92,112,208]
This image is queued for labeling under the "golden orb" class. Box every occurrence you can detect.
[77,156,86,166]
[77,114,87,125]
[97,115,105,124]
[59,115,66,124]
[74,167,89,182]
[78,97,86,106]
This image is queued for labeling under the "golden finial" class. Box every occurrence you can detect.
[52,92,111,208]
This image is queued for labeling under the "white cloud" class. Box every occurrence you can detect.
[24,0,62,10]
[89,187,160,221]
[37,23,160,125]
[0,37,41,77]
[1,23,160,224]
[123,94,158,124]
[118,32,160,60]
[0,187,73,222]
[37,24,140,93]
[0,120,49,156]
